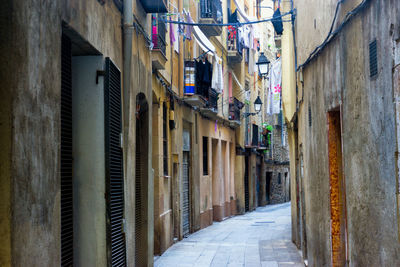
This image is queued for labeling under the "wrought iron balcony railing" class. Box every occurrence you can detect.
[229,98,242,121]
[200,0,223,22]
[206,88,219,112]
[152,15,167,56]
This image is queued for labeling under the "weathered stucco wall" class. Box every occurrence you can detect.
[296,0,400,265]
[0,1,13,265]
[0,0,155,265]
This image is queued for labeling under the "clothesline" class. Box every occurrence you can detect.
[161,10,293,27]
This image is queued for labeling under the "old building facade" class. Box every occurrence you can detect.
[281,0,400,265]
[0,0,280,265]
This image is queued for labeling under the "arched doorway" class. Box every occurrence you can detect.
[135,93,149,267]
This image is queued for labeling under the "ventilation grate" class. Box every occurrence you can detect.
[308,104,312,128]
[369,39,378,78]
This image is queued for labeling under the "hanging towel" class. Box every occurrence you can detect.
[248,48,255,75]
[173,23,179,52]
[211,57,223,93]
[218,61,223,93]
[269,59,282,114]
[212,57,219,91]
[169,20,175,45]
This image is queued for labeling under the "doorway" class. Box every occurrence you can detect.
[135,93,149,267]
[266,172,272,203]
[328,110,347,266]
[244,156,250,212]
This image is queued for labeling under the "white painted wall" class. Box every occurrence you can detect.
[72,56,107,267]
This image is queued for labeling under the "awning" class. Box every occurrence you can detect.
[232,0,256,22]
[193,26,216,55]
[231,71,243,90]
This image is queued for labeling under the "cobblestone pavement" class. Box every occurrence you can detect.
[154,202,304,267]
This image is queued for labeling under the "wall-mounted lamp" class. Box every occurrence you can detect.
[243,96,263,118]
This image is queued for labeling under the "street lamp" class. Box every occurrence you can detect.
[254,96,263,113]
[243,96,263,118]
[256,52,270,78]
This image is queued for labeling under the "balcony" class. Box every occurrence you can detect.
[139,0,167,13]
[228,97,243,127]
[227,29,242,64]
[184,61,219,113]
[199,0,223,37]
[200,88,219,118]
[151,15,167,70]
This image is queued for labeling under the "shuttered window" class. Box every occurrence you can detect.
[203,137,208,175]
[163,103,168,175]
[104,58,126,267]
[61,34,73,267]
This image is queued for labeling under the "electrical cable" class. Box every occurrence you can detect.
[297,0,371,71]
[161,10,293,27]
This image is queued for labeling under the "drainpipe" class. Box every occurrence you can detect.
[123,0,133,171]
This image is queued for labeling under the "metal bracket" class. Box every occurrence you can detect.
[96,70,105,84]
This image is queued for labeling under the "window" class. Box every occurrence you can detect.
[203,137,208,175]
[252,124,259,146]
[163,103,168,175]
[278,173,281,184]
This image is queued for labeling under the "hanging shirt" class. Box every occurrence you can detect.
[185,12,193,40]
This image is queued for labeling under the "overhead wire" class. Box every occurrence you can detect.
[161,10,293,27]
[297,0,371,71]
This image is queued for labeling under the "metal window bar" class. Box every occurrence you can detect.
[229,102,241,121]
[200,0,222,22]
[152,15,167,56]
[206,88,219,111]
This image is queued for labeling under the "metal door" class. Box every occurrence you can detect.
[182,152,190,236]
[104,57,126,267]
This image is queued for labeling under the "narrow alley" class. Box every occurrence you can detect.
[155,202,303,267]
[3,0,400,266]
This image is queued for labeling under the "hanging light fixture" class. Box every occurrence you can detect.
[254,96,263,113]
[256,52,271,77]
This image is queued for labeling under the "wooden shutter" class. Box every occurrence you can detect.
[61,34,73,267]
[104,58,126,267]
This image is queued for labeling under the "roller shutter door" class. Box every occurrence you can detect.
[182,152,190,236]
[244,156,249,212]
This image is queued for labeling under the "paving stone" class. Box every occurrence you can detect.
[155,202,303,267]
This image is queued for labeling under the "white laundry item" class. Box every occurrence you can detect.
[269,59,282,114]
[248,49,255,75]
[218,62,223,93]
[211,56,224,93]
[249,27,254,50]
[173,23,179,53]
[243,26,250,48]
[212,57,219,91]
